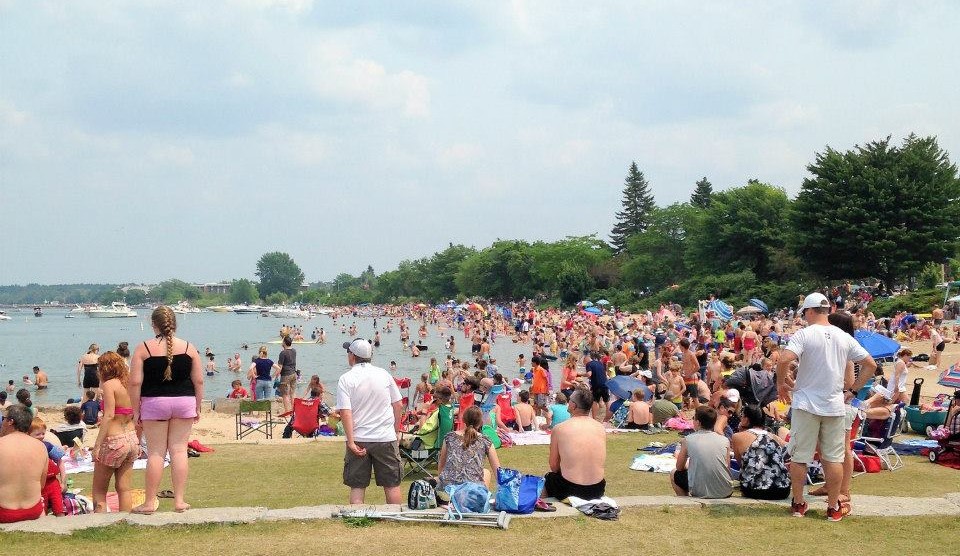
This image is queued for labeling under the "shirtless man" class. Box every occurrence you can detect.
[0,405,48,523]
[544,388,607,500]
[679,339,700,408]
[32,366,48,390]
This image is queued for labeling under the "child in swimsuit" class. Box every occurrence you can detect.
[92,351,141,513]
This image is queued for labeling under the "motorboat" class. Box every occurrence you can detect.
[266,306,310,319]
[87,302,138,318]
[0,311,10,321]
[233,305,262,314]
[173,301,202,314]
[34,306,43,317]
[207,305,233,313]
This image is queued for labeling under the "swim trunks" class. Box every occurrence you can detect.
[0,500,44,523]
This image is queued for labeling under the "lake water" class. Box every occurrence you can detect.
[0,308,525,403]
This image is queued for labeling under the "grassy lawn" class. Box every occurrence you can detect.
[1,506,957,556]
[57,432,960,509]
[2,433,958,553]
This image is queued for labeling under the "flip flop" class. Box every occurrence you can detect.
[158,490,175,499]
[534,499,556,512]
[131,501,159,515]
[174,504,192,513]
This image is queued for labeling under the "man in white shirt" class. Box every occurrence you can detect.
[777,293,876,522]
[336,339,403,504]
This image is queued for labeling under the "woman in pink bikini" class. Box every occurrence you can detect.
[92,351,140,512]
[129,306,203,514]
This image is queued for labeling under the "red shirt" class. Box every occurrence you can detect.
[228,387,248,399]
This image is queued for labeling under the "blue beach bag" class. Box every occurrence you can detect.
[445,482,491,515]
[495,468,544,514]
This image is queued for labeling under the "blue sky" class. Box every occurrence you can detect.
[2,1,958,285]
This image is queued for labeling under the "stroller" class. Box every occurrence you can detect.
[928,392,960,463]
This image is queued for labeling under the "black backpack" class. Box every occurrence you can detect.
[407,479,437,510]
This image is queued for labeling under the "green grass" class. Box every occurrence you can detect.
[59,432,960,509]
[1,506,958,556]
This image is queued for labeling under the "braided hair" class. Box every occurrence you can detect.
[151,306,178,381]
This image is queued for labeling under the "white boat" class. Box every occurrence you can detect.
[0,311,10,321]
[233,305,262,314]
[87,302,138,318]
[173,301,202,314]
[266,306,310,319]
[207,305,233,313]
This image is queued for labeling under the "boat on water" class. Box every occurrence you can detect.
[310,307,335,316]
[34,306,43,317]
[207,305,233,313]
[266,306,310,319]
[87,302,138,318]
[233,305,262,314]
[172,301,202,314]
[0,311,11,321]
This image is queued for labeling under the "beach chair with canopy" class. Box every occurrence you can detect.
[236,399,274,440]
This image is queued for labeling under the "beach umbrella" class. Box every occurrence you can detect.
[468,302,485,312]
[583,306,602,315]
[737,306,762,315]
[608,376,651,402]
[854,330,900,361]
[416,303,428,308]
[938,363,960,389]
[748,298,769,313]
[579,300,594,307]
[707,299,733,321]
[596,299,610,306]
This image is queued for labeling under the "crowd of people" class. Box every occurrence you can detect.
[2,294,959,525]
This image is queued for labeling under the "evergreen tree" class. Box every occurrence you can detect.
[610,162,655,253]
[690,177,713,209]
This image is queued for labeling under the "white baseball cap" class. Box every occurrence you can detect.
[343,339,373,359]
[799,292,830,311]
[724,389,741,404]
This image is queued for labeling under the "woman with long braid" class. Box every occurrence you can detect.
[128,306,203,514]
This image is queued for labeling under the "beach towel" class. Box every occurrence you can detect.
[629,453,676,473]
[509,431,552,446]
[664,416,694,431]
[64,455,167,474]
[188,440,215,453]
[893,439,940,455]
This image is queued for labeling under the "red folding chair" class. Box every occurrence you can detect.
[278,398,320,437]
[395,377,412,410]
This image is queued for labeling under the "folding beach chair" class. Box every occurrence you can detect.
[236,400,273,440]
[856,407,905,471]
[279,398,321,438]
[395,377,412,410]
[401,404,454,478]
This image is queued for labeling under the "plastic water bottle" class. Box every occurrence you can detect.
[66,478,74,492]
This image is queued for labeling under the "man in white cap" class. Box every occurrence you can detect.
[776,293,876,522]
[337,338,404,504]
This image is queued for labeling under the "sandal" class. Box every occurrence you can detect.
[158,490,175,499]
[534,498,556,512]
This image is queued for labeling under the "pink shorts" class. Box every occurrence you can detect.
[140,396,198,421]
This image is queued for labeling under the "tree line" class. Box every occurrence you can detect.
[4,134,958,315]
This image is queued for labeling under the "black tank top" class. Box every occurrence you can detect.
[141,342,196,397]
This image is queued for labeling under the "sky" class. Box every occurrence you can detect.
[1,0,958,285]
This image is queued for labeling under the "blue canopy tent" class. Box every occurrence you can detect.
[854,330,900,361]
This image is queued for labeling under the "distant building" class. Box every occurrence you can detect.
[194,282,231,295]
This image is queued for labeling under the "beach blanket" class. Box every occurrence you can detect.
[664,416,694,431]
[629,453,676,473]
[64,456,167,475]
[893,439,941,455]
[509,431,552,446]
[640,442,678,454]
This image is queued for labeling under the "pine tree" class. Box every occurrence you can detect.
[610,162,656,253]
[690,177,713,209]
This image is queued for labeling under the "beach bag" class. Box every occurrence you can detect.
[445,482,491,515]
[854,454,883,473]
[739,432,790,492]
[495,468,544,514]
[407,479,437,510]
[611,403,630,429]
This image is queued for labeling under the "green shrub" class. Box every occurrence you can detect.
[868,289,943,317]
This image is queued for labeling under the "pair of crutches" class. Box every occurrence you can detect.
[334,508,511,529]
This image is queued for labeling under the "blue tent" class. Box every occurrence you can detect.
[854,330,900,361]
